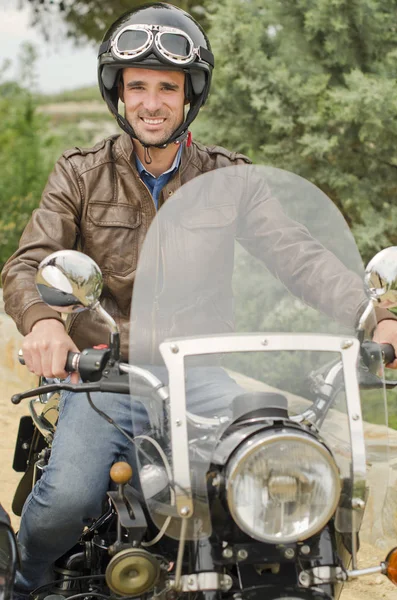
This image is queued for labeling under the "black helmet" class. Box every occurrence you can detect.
[98,2,214,148]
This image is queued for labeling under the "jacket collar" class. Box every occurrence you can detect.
[117,133,193,174]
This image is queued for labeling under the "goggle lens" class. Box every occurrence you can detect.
[117,29,149,53]
[159,32,191,58]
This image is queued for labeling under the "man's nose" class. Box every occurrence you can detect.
[142,92,162,113]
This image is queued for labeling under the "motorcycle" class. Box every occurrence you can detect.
[9,164,397,600]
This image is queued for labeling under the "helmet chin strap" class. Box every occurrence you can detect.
[129,110,190,167]
[143,145,153,165]
[139,127,188,150]
[137,127,187,165]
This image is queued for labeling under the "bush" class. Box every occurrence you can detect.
[0,44,55,270]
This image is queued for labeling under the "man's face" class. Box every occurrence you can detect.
[120,67,186,146]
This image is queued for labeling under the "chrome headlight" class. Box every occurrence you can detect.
[226,429,341,543]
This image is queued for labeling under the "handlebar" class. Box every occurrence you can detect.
[380,343,396,365]
[19,342,397,376]
[361,341,396,372]
[14,348,168,406]
[14,340,397,408]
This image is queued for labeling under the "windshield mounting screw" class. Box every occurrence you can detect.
[341,340,354,350]
[352,498,365,510]
[300,544,310,555]
[180,506,190,517]
[220,575,233,591]
[237,549,248,561]
[222,547,233,559]
[261,339,268,346]
[299,571,310,587]
[352,414,360,421]
[170,344,179,354]
[284,548,295,559]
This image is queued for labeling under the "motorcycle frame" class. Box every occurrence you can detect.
[159,332,366,568]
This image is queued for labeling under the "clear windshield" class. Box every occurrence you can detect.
[129,165,390,545]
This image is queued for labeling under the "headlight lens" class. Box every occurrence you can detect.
[226,429,341,543]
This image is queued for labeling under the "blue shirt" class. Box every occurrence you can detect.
[136,145,182,209]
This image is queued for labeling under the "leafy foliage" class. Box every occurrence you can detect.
[22,0,209,43]
[194,0,397,263]
[0,44,55,270]
[0,44,115,270]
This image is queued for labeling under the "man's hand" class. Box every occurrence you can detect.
[21,319,80,383]
[373,319,397,369]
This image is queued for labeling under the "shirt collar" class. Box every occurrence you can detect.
[135,144,183,179]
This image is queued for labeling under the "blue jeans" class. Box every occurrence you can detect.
[16,367,242,591]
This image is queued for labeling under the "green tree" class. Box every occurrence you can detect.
[22,0,209,43]
[0,43,54,270]
[194,0,397,263]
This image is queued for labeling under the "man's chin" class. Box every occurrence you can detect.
[138,134,170,148]
[132,124,173,148]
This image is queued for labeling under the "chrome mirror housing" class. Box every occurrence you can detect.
[36,250,103,313]
[365,247,397,309]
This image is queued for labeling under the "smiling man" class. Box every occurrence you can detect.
[4,1,397,596]
[1,3,252,594]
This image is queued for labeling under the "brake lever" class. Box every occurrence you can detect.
[11,382,101,405]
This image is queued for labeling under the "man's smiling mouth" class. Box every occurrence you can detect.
[141,118,166,125]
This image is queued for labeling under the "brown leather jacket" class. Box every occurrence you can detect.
[1,133,392,360]
[1,134,251,357]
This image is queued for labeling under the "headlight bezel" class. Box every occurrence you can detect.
[226,427,341,544]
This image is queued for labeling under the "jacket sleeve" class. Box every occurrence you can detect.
[1,155,83,335]
[235,171,393,329]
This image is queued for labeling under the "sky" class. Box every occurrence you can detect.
[0,1,98,93]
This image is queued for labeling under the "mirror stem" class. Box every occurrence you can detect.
[109,332,121,362]
[357,300,374,332]
[93,303,121,362]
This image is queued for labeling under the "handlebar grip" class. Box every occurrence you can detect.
[380,343,396,365]
[65,351,80,372]
[18,349,80,372]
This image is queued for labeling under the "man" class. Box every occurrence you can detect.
[1,3,253,593]
[2,2,397,595]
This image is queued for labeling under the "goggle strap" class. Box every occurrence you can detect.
[198,47,214,68]
[98,39,111,57]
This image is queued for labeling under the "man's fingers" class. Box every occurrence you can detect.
[22,320,81,379]
[23,342,43,376]
[70,372,80,385]
[51,343,70,379]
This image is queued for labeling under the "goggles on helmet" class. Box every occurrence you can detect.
[102,23,214,68]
